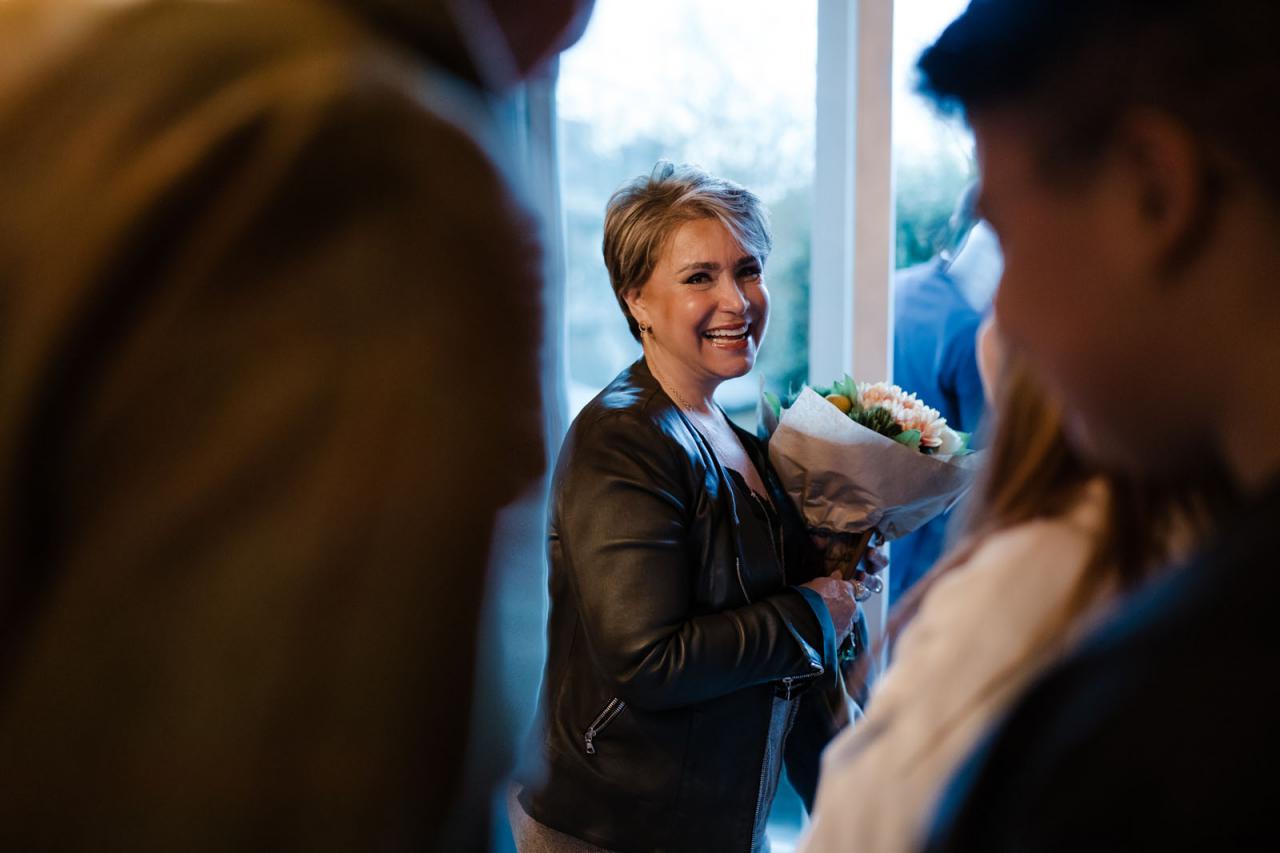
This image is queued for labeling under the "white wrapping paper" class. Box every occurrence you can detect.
[766,387,982,541]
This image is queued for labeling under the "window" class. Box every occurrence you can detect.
[894,0,975,270]
[557,0,819,423]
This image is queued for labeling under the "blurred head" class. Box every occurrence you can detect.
[918,0,1280,476]
[604,162,772,388]
[346,0,595,89]
[484,0,595,76]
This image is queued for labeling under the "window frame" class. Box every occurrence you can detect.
[812,0,896,647]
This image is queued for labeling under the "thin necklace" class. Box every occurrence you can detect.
[648,354,763,494]
[648,356,732,450]
[647,355,707,415]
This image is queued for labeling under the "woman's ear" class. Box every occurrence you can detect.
[623,286,650,331]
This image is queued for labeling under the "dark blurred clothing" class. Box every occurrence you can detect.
[925,476,1280,852]
[0,1,544,849]
[891,259,986,601]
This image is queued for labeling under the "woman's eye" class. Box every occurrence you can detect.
[684,273,712,285]
[738,266,762,282]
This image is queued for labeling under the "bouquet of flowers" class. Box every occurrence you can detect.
[762,377,982,599]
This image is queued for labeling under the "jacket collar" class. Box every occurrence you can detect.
[629,356,761,520]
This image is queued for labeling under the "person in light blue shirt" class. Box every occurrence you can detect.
[891,187,1002,603]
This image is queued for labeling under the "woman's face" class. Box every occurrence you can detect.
[626,218,769,388]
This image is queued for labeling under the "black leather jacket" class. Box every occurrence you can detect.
[519,360,845,853]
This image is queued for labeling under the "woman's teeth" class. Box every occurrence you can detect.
[704,324,749,341]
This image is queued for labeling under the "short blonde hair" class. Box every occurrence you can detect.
[602,161,772,341]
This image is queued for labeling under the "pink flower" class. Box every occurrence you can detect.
[856,381,948,447]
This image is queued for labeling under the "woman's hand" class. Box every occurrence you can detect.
[810,531,888,582]
[800,572,859,642]
[860,541,889,577]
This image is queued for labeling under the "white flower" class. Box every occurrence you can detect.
[936,426,965,456]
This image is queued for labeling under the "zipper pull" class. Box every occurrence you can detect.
[782,676,795,701]
[585,729,597,755]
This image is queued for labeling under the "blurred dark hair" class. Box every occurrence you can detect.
[918,0,1280,200]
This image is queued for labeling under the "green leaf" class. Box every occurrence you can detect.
[830,374,856,401]
[763,390,782,421]
[892,429,922,451]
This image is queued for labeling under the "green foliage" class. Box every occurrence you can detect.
[892,429,922,451]
[829,375,857,401]
[895,149,976,269]
[853,405,902,439]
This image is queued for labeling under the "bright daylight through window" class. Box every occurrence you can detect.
[557,0,818,423]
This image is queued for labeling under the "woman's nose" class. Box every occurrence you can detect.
[717,275,749,313]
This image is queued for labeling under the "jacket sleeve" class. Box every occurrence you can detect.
[557,411,837,711]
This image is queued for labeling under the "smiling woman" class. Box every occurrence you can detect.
[512,163,864,853]
[616,164,773,495]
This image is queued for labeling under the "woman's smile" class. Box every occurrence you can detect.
[703,321,751,349]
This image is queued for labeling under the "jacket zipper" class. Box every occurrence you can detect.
[779,669,823,701]
[750,722,770,846]
[584,697,626,756]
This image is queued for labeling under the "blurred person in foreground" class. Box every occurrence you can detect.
[910,0,1280,849]
[799,323,1219,853]
[513,163,880,853]
[890,184,1001,603]
[0,0,591,849]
